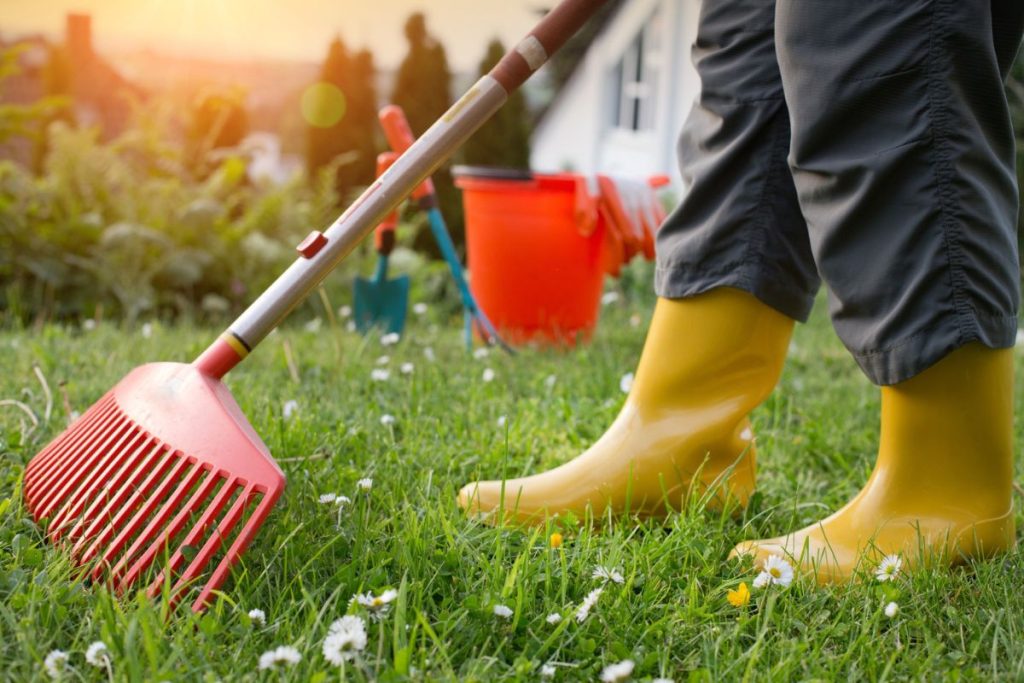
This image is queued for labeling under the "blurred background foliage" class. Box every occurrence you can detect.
[0,8,547,327]
[0,110,345,325]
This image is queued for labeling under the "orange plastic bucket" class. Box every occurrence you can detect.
[454,167,608,346]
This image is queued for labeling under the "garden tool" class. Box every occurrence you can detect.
[353,152,410,335]
[378,105,511,353]
[22,0,606,612]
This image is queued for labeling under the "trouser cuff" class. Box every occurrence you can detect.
[654,262,815,324]
[851,313,1018,385]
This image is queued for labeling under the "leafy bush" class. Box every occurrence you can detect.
[0,111,359,324]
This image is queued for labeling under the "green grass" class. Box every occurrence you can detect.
[3,289,1024,682]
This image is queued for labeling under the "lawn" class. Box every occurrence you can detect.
[3,286,1024,682]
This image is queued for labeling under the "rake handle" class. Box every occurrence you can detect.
[194,0,608,378]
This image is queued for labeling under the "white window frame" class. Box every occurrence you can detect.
[611,5,664,133]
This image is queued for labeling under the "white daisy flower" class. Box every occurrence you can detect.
[753,554,794,589]
[619,372,634,394]
[629,314,641,328]
[380,332,400,346]
[545,613,562,625]
[82,319,96,331]
[338,305,352,318]
[304,317,322,332]
[652,678,675,683]
[592,566,625,584]
[473,347,490,359]
[282,399,299,420]
[319,493,338,504]
[400,362,414,374]
[85,641,109,668]
[424,346,436,361]
[600,291,620,305]
[247,608,266,626]
[875,554,902,582]
[482,368,496,382]
[376,355,390,365]
[600,659,635,682]
[356,478,373,492]
[322,616,367,665]
[380,414,396,426]
[541,663,557,678]
[497,415,508,428]
[346,321,356,332]
[575,587,603,622]
[355,589,398,619]
[258,645,301,670]
[141,322,153,339]
[371,368,390,381]
[884,601,899,618]
[44,650,68,679]
[413,302,428,315]
[544,374,557,389]
[335,495,352,508]
[493,604,513,619]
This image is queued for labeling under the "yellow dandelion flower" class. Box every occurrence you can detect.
[727,581,751,608]
[549,533,563,549]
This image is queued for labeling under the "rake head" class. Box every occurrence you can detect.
[22,362,285,612]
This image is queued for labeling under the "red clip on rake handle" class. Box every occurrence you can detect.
[193,0,608,378]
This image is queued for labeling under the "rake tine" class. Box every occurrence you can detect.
[79,448,183,568]
[25,395,114,487]
[48,428,148,538]
[151,481,249,606]
[24,397,118,501]
[114,469,223,591]
[35,414,133,524]
[93,459,205,583]
[192,488,279,611]
[75,445,174,564]
[59,436,160,548]
[33,413,133,520]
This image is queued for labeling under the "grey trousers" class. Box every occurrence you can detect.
[656,0,1024,385]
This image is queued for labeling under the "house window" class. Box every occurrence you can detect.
[612,6,663,132]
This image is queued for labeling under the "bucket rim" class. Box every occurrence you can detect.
[452,165,582,192]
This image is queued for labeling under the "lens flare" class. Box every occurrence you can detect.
[301,82,346,128]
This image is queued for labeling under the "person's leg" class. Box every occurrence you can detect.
[458,0,817,523]
[733,0,1024,579]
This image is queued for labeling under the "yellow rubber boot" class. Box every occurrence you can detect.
[732,343,1016,581]
[457,287,795,524]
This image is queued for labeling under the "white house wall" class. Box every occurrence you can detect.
[530,0,701,191]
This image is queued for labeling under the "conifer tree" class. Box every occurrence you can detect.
[391,13,465,253]
[343,48,380,192]
[463,39,531,169]
[307,36,378,201]
[391,13,451,136]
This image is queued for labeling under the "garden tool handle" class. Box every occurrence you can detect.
[374,152,400,259]
[380,106,434,201]
[194,0,609,378]
[489,0,603,92]
[385,105,512,352]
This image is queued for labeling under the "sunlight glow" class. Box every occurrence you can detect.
[301,82,346,128]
